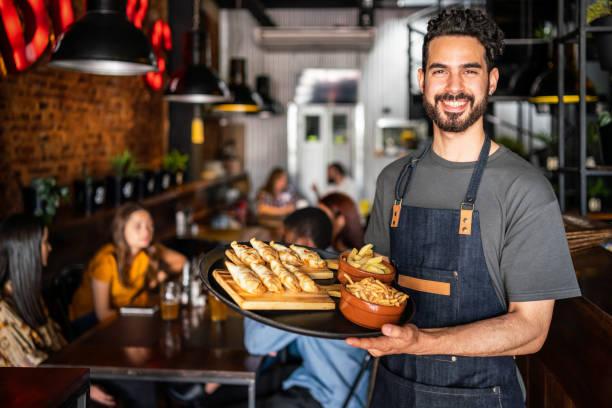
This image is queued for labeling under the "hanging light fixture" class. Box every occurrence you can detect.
[251,75,282,118]
[215,58,263,113]
[164,0,230,103]
[47,0,157,76]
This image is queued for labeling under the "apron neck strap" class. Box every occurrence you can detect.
[394,144,431,202]
[393,137,492,206]
[461,136,491,209]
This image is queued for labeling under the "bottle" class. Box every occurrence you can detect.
[180,261,191,306]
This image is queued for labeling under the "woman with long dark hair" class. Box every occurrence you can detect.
[0,213,115,405]
[70,203,186,322]
[319,193,365,252]
[257,167,297,216]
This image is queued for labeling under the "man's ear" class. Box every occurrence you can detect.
[488,67,499,96]
[417,68,425,94]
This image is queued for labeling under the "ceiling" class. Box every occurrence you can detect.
[215,1,442,9]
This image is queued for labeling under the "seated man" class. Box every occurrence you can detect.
[243,207,370,408]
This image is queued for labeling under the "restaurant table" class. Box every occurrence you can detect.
[43,307,263,408]
[1,367,89,408]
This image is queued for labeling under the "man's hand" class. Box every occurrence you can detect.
[346,323,422,357]
[346,300,555,358]
[90,384,116,406]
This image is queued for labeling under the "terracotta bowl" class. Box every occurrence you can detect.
[337,251,396,284]
[339,284,407,329]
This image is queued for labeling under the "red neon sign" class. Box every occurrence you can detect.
[126,0,148,29]
[50,0,75,35]
[0,0,50,72]
[145,20,171,90]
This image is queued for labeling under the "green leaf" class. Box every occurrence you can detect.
[600,111,612,128]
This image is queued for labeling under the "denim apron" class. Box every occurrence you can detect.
[371,137,524,407]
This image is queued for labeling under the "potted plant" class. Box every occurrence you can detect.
[137,169,158,199]
[587,0,612,70]
[588,177,611,212]
[163,149,189,186]
[74,171,106,215]
[22,177,70,225]
[108,150,141,205]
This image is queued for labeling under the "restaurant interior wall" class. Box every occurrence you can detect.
[0,0,169,218]
[219,7,417,203]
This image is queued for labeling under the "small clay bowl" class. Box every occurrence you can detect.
[337,251,396,284]
[339,284,407,329]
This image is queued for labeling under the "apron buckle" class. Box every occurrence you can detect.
[459,202,474,236]
[390,199,402,228]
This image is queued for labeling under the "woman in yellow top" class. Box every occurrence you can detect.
[70,203,187,324]
[0,213,116,406]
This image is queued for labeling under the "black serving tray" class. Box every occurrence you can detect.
[199,244,414,339]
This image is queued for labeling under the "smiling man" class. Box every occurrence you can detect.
[347,8,581,407]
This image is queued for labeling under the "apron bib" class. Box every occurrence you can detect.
[371,138,524,408]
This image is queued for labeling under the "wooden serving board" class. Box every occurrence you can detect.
[302,263,334,279]
[213,270,336,310]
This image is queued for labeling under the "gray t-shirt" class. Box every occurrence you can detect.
[365,145,581,307]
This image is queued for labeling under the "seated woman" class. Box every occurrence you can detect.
[70,203,187,325]
[0,214,115,406]
[318,193,365,253]
[256,168,297,217]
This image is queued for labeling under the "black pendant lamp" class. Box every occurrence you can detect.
[252,75,282,117]
[215,58,263,113]
[164,0,229,103]
[48,0,157,76]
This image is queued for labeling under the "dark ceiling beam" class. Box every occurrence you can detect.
[215,0,276,26]
[216,1,361,8]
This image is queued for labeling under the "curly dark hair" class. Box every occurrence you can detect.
[423,8,504,72]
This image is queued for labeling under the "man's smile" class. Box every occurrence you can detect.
[435,93,474,114]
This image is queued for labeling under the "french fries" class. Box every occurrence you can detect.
[345,276,408,307]
[346,244,392,274]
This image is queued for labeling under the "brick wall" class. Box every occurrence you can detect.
[0,1,169,218]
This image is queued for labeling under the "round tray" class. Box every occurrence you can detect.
[199,244,414,339]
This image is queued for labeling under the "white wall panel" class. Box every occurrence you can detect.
[220,8,418,201]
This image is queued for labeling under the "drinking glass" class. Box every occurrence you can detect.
[160,281,180,320]
[208,293,227,322]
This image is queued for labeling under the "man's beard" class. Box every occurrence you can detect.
[423,91,488,133]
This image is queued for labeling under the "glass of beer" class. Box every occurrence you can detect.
[160,281,180,320]
[208,292,227,322]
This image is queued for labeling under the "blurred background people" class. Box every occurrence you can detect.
[0,213,115,406]
[312,163,358,204]
[69,203,186,327]
[257,167,297,217]
[318,193,365,253]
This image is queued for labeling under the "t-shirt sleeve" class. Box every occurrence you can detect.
[365,171,391,257]
[500,174,581,302]
[89,252,116,283]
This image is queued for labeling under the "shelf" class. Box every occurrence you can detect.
[52,173,248,230]
[556,167,612,176]
[557,25,612,43]
[504,38,552,45]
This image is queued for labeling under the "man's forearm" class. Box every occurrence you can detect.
[417,300,554,357]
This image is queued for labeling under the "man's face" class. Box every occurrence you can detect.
[327,167,337,184]
[418,35,499,133]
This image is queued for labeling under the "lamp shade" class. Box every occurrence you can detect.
[47,0,157,76]
[252,75,282,117]
[165,30,230,103]
[215,58,262,113]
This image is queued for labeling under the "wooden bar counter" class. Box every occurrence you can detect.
[516,246,612,407]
